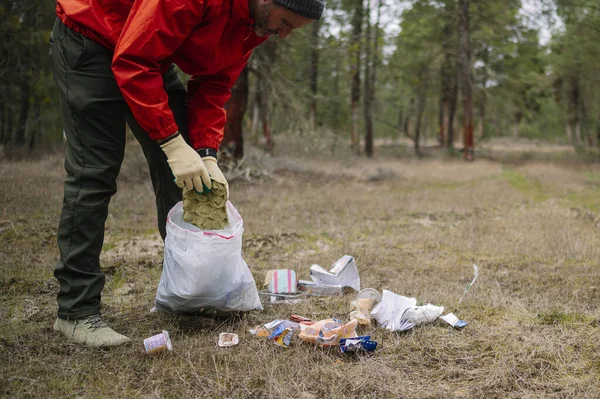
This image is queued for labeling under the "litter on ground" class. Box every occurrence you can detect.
[308,255,361,292]
[146,199,475,358]
[144,330,173,355]
[268,324,297,348]
[260,255,361,304]
[340,336,378,353]
[370,290,417,332]
[370,290,445,332]
[349,288,382,325]
[289,315,315,325]
[267,269,298,294]
[440,313,468,328]
[403,303,445,325]
[218,332,239,347]
[298,319,358,346]
[297,280,345,296]
[459,264,479,303]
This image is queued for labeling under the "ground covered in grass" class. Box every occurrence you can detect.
[1,138,599,398]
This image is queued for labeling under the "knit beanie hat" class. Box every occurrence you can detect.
[273,0,325,20]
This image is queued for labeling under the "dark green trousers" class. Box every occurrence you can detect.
[49,19,186,320]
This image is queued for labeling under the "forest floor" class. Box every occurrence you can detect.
[1,135,600,398]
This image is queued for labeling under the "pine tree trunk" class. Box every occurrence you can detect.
[438,97,446,146]
[15,80,31,148]
[396,103,405,141]
[575,120,582,146]
[414,72,428,158]
[0,99,5,144]
[6,103,14,145]
[363,0,373,158]
[222,66,249,159]
[439,10,454,148]
[565,123,572,145]
[568,75,581,147]
[262,119,273,154]
[331,54,342,154]
[406,98,415,139]
[448,69,458,151]
[596,119,600,151]
[446,0,458,152]
[477,46,489,140]
[458,0,474,161]
[581,97,591,147]
[250,39,277,152]
[423,105,430,146]
[250,101,260,144]
[513,111,521,138]
[364,0,382,158]
[28,97,41,151]
[350,0,363,153]
[414,90,426,158]
[309,20,320,129]
[262,41,277,151]
[452,109,459,143]
[448,99,456,149]
[477,105,485,139]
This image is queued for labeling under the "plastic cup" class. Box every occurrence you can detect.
[355,288,382,307]
[144,330,173,355]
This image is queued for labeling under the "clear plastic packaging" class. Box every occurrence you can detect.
[298,319,358,346]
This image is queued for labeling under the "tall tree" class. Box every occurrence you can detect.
[222,66,249,158]
[349,0,363,153]
[1,0,56,151]
[414,69,429,158]
[363,0,373,157]
[458,0,474,161]
[14,79,30,148]
[250,38,278,153]
[550,0,600,148]
[391,0,444,156]
[309,20,320,129]
[363,0,383,157]
[439,0,458,149]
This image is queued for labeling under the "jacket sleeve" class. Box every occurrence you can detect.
[111,0,204,141]
[187,54,251,150]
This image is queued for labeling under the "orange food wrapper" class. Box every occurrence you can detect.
[298,319,358,346]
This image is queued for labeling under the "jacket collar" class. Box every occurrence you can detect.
[232,0,254,25]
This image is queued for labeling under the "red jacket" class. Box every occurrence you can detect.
[57,0,267,150]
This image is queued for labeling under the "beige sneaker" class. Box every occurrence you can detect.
[54,314,131,347]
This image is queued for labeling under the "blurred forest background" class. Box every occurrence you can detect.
[1,0,599,161]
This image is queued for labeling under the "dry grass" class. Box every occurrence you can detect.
[1,137,600,398]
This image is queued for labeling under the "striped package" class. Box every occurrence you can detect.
[268,269,298,294]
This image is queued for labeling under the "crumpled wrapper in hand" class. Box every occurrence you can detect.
[182,181,228,230]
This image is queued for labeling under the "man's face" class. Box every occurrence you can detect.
[254,0,313,39]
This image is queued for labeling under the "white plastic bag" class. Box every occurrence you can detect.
[154,201,263,313]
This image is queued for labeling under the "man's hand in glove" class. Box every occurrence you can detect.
[160,133,211,191]
[199,151,229,199]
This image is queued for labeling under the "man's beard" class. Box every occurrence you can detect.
[254,2,278,36]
